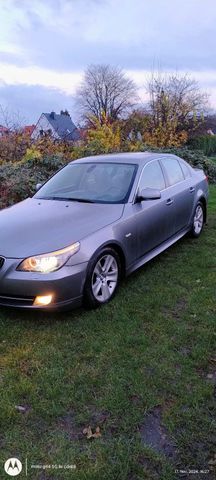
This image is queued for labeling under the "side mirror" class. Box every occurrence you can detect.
[36,182,43,192]
[136,187,161,202]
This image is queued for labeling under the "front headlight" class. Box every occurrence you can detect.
[17,242,80,273]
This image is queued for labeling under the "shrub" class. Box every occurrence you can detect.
[85,117,121,155]
[0,132,31,164]
[0,156,66,209]
[0,144,215,212]
[188,135,216,156]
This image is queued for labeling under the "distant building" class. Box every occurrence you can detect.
[31,111,80,141]
[206,129,216,136]
[23,125,35,136]
[0,125,9,137]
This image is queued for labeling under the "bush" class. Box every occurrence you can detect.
[0,132,31,165]
[0,145,215,211]
[0,156,66,210]
[188,135,216,156]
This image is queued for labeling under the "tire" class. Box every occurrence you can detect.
[190,202,204,238]
[84,247,121,309]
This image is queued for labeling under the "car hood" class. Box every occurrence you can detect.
[0,198,124,258]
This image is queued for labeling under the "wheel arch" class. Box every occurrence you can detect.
[88,241,126,278]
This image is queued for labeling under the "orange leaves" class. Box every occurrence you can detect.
[143,127,188,148]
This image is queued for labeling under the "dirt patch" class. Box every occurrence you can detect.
[57,408,110,442]
[163,298,187,321]
[57,412,83,441]
[139,406,176,459]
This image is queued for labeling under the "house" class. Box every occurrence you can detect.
[206,129,216,136]
[23,125,35,136]
[203,115,216,136]
[31,111,80,141]
[0,125,9,137]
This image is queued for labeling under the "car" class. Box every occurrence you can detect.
[0,152,208,311]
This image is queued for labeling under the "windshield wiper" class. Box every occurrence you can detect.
[66,197,96,203]
[37,196,96,203]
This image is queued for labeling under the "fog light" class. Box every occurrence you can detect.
[33,294,53,306]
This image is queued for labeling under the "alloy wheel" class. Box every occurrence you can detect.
[193,204,204,235]
[91,254,118,302]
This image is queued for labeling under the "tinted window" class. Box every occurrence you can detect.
[180,161,191,179]
[139,160,165,191]
[160,158,184,186]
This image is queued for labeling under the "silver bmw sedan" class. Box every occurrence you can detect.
[0,152,208,310]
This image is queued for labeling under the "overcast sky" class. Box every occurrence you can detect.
[0,0,216,125]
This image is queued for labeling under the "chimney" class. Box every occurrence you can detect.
[50,111,55,119]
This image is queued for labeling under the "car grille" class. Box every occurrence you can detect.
[0,257,5,270]
[0,294,34,307]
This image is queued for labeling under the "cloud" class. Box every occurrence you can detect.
[0,0,216,115]
[0,62,82,94]
[0,84,77,124]
[1,0,216,72]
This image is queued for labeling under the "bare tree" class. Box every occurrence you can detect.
[146,72,208,133]
[0,104,26,132]
[76,64,138,124]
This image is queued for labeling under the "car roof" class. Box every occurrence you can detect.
[69,152,180,166]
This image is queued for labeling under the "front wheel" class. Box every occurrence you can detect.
[190,202,204,238]
[84,248,121,308]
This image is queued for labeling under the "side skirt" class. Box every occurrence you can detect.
[126,227,190,276]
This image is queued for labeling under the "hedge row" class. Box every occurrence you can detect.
[188,135,216,156]
[0,148,216,210]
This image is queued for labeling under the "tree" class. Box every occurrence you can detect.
[145,72,208,146]
[0,104,25,132]
[76,64,138,124]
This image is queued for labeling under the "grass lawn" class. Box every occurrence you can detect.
[0,186,215,480]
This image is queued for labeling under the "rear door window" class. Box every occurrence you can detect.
[180,161,191,179]
[160,157,184,186]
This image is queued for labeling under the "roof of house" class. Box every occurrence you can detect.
[44,112,80,140]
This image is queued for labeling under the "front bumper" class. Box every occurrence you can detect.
[0,257,88,310]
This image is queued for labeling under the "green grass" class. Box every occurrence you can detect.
[0,186,216,480]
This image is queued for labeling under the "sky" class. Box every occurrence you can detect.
[0,0,216,125]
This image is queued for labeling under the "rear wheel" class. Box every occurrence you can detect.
[84,248,121,308]
[190,202,204,238]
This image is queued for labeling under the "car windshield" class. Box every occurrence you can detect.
[34,162,137,204]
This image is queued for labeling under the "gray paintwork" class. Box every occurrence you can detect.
[0,199,124,257]
[0,152,209,310]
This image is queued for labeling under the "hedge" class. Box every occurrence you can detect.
[0,148,216,210]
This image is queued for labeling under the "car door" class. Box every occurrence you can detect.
[159,156,195,234]
[132,159,176,257]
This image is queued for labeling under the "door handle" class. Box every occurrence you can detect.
[189,187,195,193]
[166,198,173,206]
